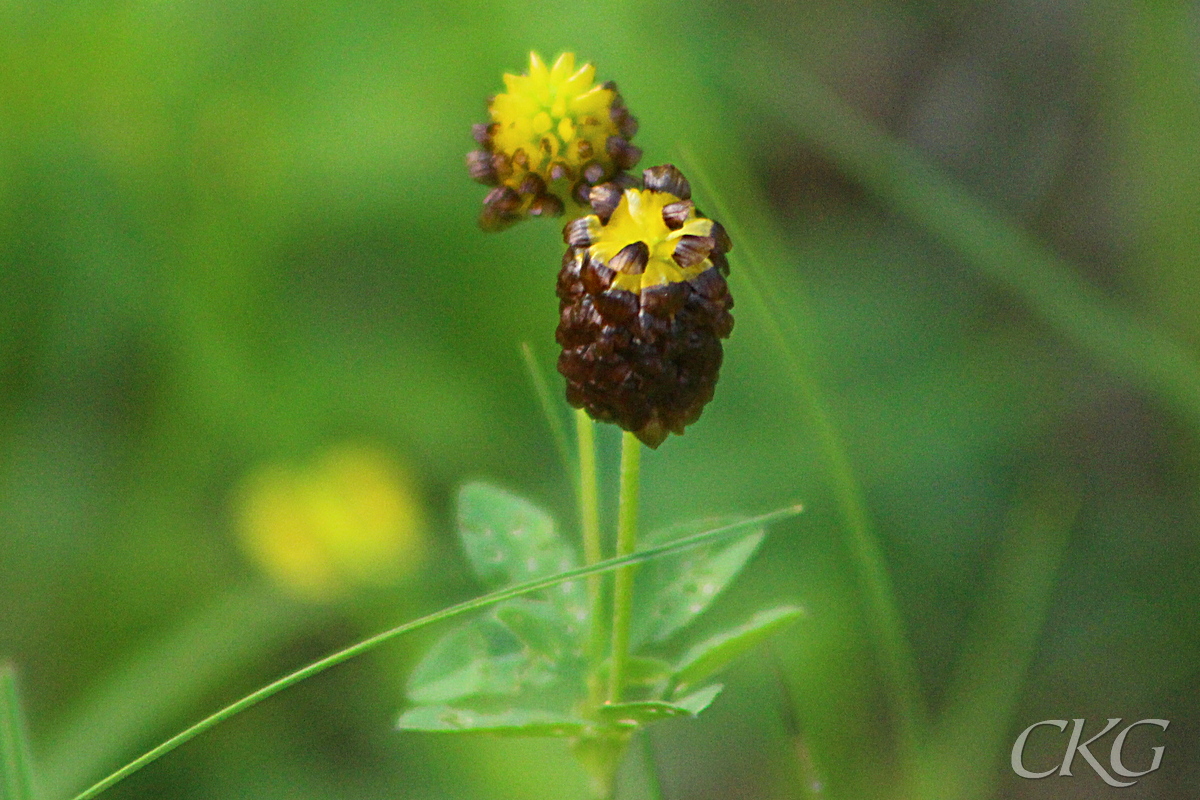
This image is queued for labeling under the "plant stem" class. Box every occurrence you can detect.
[641,731,665,800]
[70,506,800,800]
[578,409,607,709]
[607,431,641,704]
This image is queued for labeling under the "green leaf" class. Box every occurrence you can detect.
[457,483,580,590]
[406,616,537,705]
[1,664,35,800]
[597,684,724,726]
[396,705,588,737]
[672,607,805,694]
[631,517,765,647]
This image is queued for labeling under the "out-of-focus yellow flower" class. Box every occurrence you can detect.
[236,444,425,600]
[467,51,640,230]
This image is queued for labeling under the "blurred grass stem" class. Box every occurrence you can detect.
[1,664,36,800]
[519,342,575,490]
[607,432,641,705]
[681,149,927,771]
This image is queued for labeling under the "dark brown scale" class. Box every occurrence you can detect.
[472,123,496,147]
[549,161,572,182]
[491,152,513,181]
[580,258,615,294]
[576,140,594,160]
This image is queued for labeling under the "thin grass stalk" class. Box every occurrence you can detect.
[69,505,800,800]
[1,664,36,800]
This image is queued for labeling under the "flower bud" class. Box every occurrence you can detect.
[469,52,641,230]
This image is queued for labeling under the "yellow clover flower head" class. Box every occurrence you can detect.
[468,52,641,230]
[556,166,734,448]
[235,444,426,600]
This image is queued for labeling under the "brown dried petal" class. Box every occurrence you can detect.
[529,194,564,217]
[605,136,642,170]
[472,123,496,147]
[549,161,573,182]
[609,241,650,275]
[643,165,691,199]
[589,183,624,223]
[483,185,521,216]
[467,150,498,185]
[661,200,694,230]
[710,220,733,253]
[519,173,547,197]
[512,148,530,170]
[563,217,595,247]
[491,152,513,181]
[582,161,606,185]
[672,235,716,268]
[576,139,594,160]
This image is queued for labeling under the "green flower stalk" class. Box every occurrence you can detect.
[555,165,734,447]
[468,52,641,230]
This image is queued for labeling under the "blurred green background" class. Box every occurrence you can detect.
[2,1,1199,798]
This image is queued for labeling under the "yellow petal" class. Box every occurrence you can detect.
[550,52,576,83]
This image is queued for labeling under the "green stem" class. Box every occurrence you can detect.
[1,663,36,800]
[607,431,641,705]
[70,506,800,800]
[641,731,665,800]
[578,409,607,709]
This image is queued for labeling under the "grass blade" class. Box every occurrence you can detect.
[69,504,802,800]
[1,663,36,800]
[519,342,575,492]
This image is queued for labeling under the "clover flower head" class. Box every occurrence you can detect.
[468,52,641,230]
[556,165,734,447]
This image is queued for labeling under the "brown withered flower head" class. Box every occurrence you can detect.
[556,165,734,448]
[468,52,641,231]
